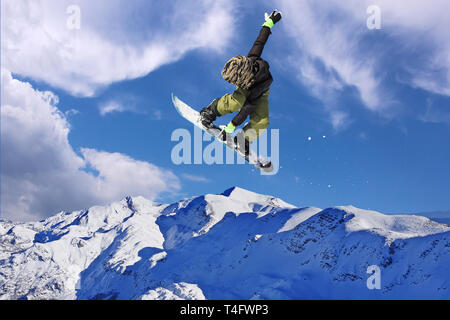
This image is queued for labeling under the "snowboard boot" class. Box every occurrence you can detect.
[234,135,250,159]
[199,98,220,128]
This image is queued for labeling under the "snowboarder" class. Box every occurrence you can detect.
[199,10,282,159]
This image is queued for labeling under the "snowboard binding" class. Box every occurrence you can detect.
[199,98,219,128]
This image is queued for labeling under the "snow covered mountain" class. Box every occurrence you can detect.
[1,187,449,300]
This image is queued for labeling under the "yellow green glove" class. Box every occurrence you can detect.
[224,122,236,134]
[262,10,282,28]
[262,18,274,28]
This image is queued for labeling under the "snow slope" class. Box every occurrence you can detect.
[414,211,450,226]
[1,187,449,300]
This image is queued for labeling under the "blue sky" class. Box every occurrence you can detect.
[1,0,450,221]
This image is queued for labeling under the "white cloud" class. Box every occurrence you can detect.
[1,69,180,221]
[419,98,450,124]
[98,98,163,119]
[152,110,163,121]
[280,2,380,103]
[275,0,450,127]
[99,101,129,116]
[330,110,351,131]
[81,148,180,200]
[1,0,235,96]
[340,0,450,97]
[181,174,210,183]
[65,109,80,117]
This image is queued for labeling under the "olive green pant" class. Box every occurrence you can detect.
[216,87,270,143]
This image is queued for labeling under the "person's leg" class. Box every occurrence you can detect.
[200,87,250,128]
[242,90,270,143]
[216,87,250,116]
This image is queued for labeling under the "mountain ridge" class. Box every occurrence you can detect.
[1,187,449,300]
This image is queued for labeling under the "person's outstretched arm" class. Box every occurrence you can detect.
[247,10,283,59]
[247,27,272,59]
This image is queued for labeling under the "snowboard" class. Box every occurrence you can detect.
[171,94,273,173]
